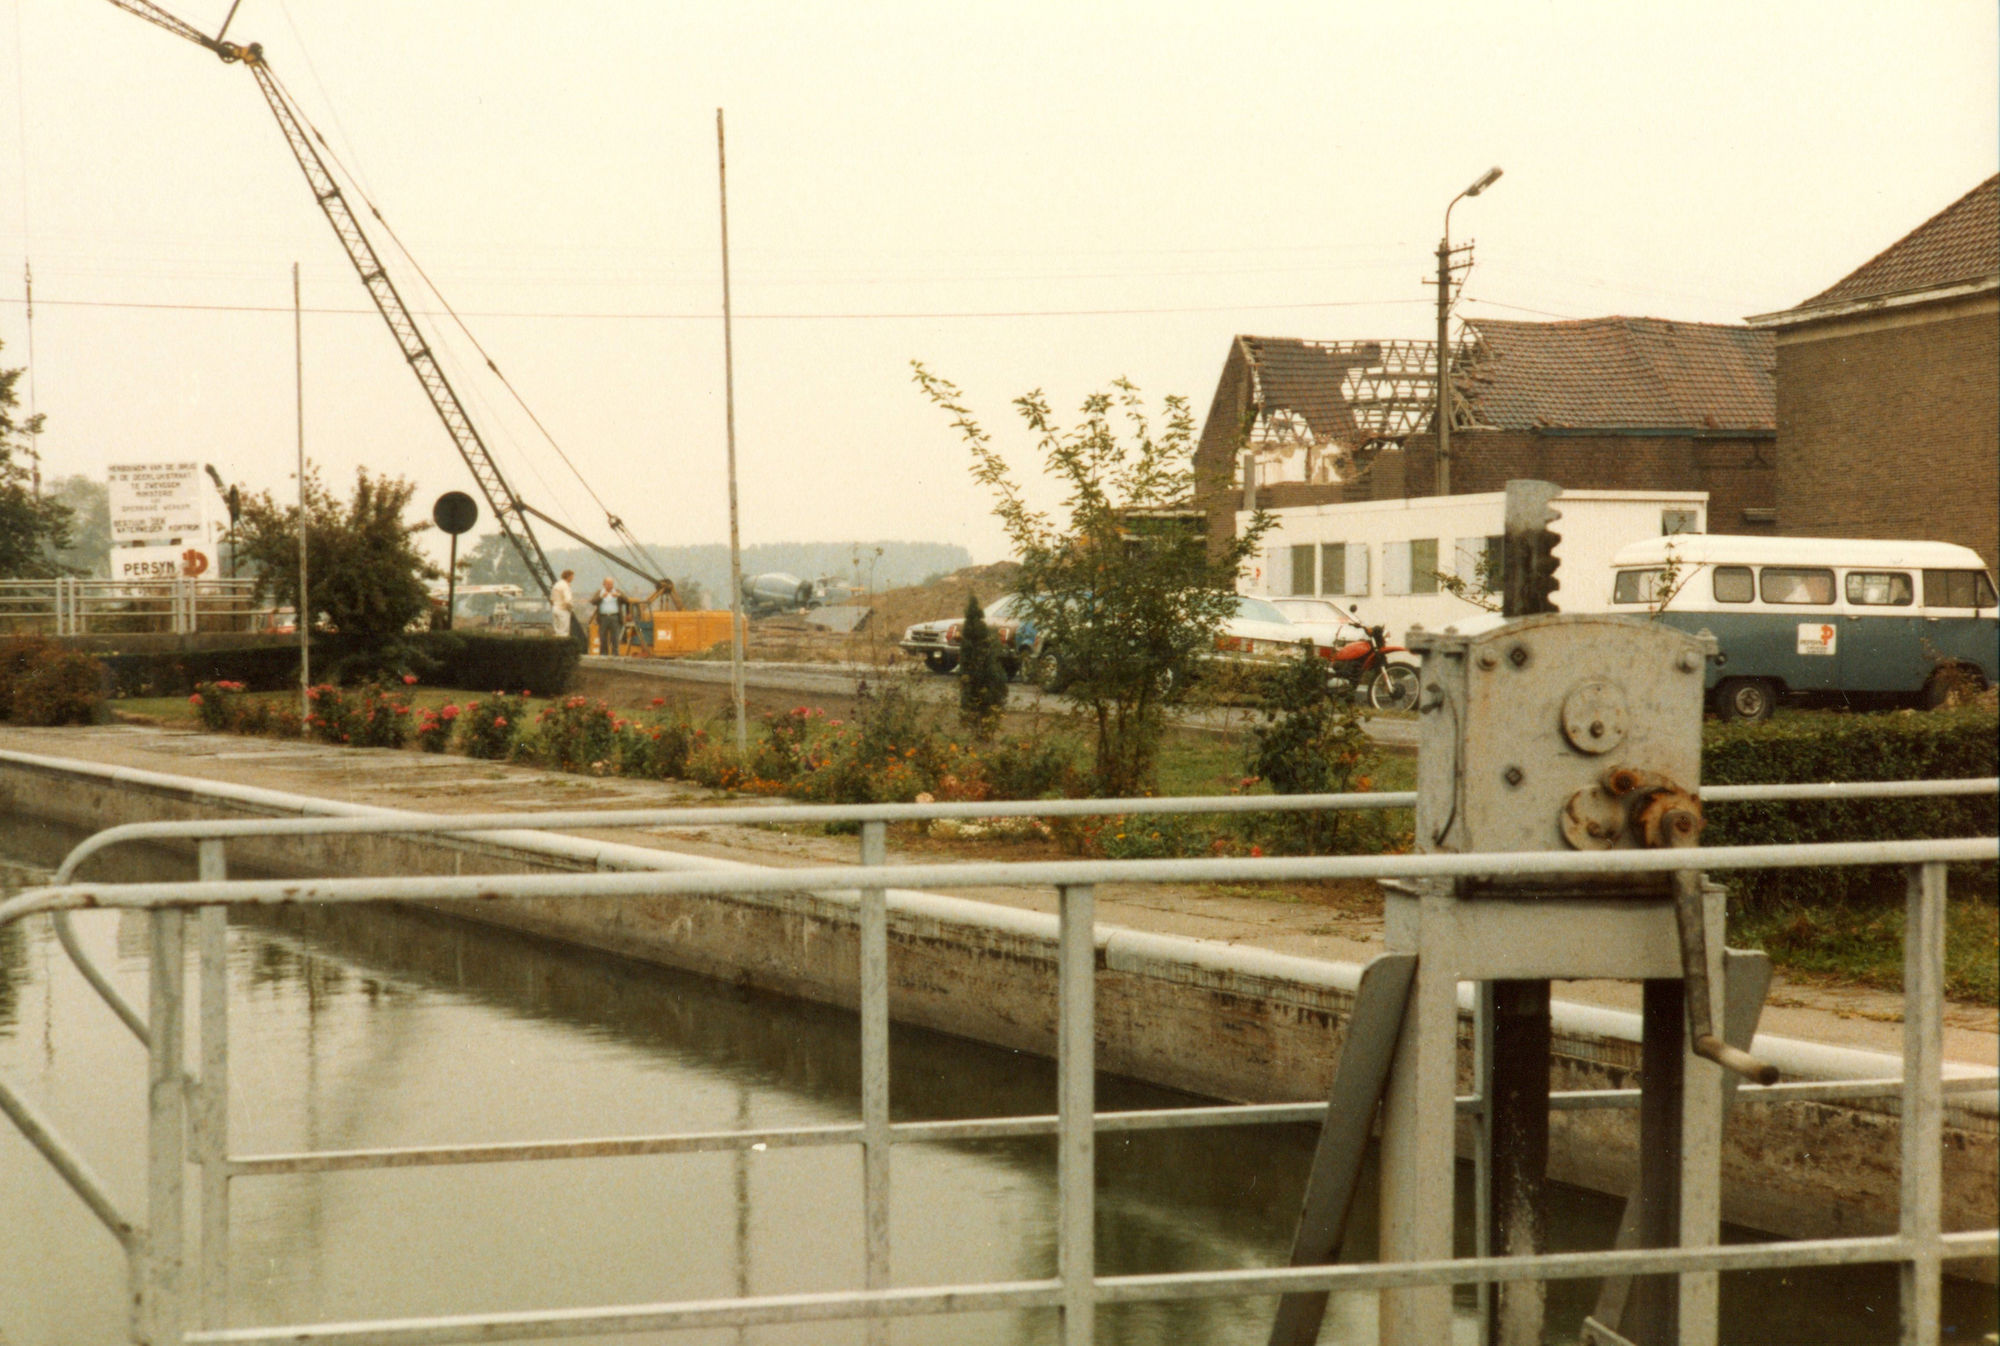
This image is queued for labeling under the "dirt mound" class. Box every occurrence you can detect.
[736,561,1021,666]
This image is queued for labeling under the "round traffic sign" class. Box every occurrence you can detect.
[432,491,479,535]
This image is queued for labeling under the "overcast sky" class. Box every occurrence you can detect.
[3,1,1995,569]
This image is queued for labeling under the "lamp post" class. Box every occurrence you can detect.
[1435,166,1502,497]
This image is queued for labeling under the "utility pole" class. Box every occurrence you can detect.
[294,263,309,717]
[1435,167,1502,497]
[717,109,748,757]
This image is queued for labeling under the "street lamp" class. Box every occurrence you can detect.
[1435,166,1502,496]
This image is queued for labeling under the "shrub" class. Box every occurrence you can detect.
[956,595,1009,738]
[3,641,109,726]
[427,631,577,698]
[264,702,303,739]
[304,684,358,745]
[414,703,460,753]
[1240,648,1386,855]
[979,731,1081,801]
[101,641,302,698]
[617,702,703,779]
[1704,705,1998,912]
[189,680,247,733]
[751,706,833,783]
[792,686,948,804]
[350,683,414,749]
[458,694,524,760]
[536,695,620,774]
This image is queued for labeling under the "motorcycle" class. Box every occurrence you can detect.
[1326,624,1420,710]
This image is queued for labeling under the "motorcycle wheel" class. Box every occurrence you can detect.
[1368,663,1420,712]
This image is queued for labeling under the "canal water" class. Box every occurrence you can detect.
[0,817,1989,1345]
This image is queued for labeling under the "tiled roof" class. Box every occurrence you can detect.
[1463,317,1775,432]
[1796,176,2000,311]
[1236,335,1378,443]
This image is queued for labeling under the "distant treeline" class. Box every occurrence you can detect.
[537,540,975,606]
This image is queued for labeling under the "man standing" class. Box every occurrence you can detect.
[550,569,581,647]
[593,577,625,654]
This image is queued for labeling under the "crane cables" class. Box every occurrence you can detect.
[262,64,668,585]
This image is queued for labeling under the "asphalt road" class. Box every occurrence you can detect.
[580,654,1422,749]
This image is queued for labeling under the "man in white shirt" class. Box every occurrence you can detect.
[549,570,578,645]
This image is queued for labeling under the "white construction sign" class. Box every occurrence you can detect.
[108,461,208,542]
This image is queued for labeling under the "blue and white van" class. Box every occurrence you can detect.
[1607,535,1998,720]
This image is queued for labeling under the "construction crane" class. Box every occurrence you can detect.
[100,0,675,607]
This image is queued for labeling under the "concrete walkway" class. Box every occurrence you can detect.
[2,721,1990,1067]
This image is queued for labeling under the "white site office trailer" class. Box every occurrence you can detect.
[1240,489,1709,642]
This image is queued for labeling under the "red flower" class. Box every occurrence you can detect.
[651,697,666,708]
[402,674,419,685]
[188,693,203,705]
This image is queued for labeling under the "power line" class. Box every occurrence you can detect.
[0,292,1425,321]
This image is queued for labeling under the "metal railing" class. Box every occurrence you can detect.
[0,778,1993,1346]
[0,576,262,635]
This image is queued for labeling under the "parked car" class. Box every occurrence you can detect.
[901,594,1037,676]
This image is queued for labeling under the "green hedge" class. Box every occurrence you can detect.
[101,631,578,699]
[102,642,304,698]
[1704,706,1997,911]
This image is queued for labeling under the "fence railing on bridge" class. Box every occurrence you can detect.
[0,576,263,637]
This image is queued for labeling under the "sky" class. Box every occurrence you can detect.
[2,1,1995,571]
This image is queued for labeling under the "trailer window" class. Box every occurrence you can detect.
[1612,568,1665,605]
[1759,568,1834,605]
[1845,572,1913,606]
[1924,569,1999,609]
[1712,567,1753,603]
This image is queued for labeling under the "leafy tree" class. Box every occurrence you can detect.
[461,531,540,589]
[0,349,73,578]
[234,467,442,663]
[956,593,1009,738]
[914,364,1268,796]
[48,476,111,577]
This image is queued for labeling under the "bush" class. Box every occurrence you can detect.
[793,686,949,804]
[956,595,1008,737]
[0,638,109,726]
[425,632,577,698]
[1240,648,1388,855]
[1704,705,1998,912]
[350,682,415,749]
[304,684,358,745]
[101,641,302,698]
[617,701,703,779]
[535,695,620,774]
[414,703,460,753]
[189,680,248,732]
[458,694,525,760]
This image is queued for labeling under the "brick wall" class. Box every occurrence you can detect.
[1382,430,1772,523]
[1773,299,1999,570]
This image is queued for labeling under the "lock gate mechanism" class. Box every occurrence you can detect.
[1560,765,1776,1086]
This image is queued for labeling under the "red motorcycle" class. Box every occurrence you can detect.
[1326,624,1420,710]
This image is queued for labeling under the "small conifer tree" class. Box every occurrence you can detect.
[957,593,1009,738]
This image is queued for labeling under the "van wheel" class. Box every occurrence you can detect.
[1717,678,1776,723]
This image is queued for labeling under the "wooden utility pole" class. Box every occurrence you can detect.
[717,109,748,755]
[294,262,309,718]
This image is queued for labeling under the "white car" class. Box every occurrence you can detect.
[1270,595,1368,644]
[1215,594,1337,660]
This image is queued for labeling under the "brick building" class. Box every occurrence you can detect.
[1747,176,1999,570]
[1193,318,1776,558]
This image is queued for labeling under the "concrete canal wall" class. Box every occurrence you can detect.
[3,746,1993,1282]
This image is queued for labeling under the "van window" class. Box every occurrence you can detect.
[1759,567,1834,605]
[1612,568,1665,605]
[1713,567,1753,603]
[1845,572,1913,606]
[1924,569,1999,609]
